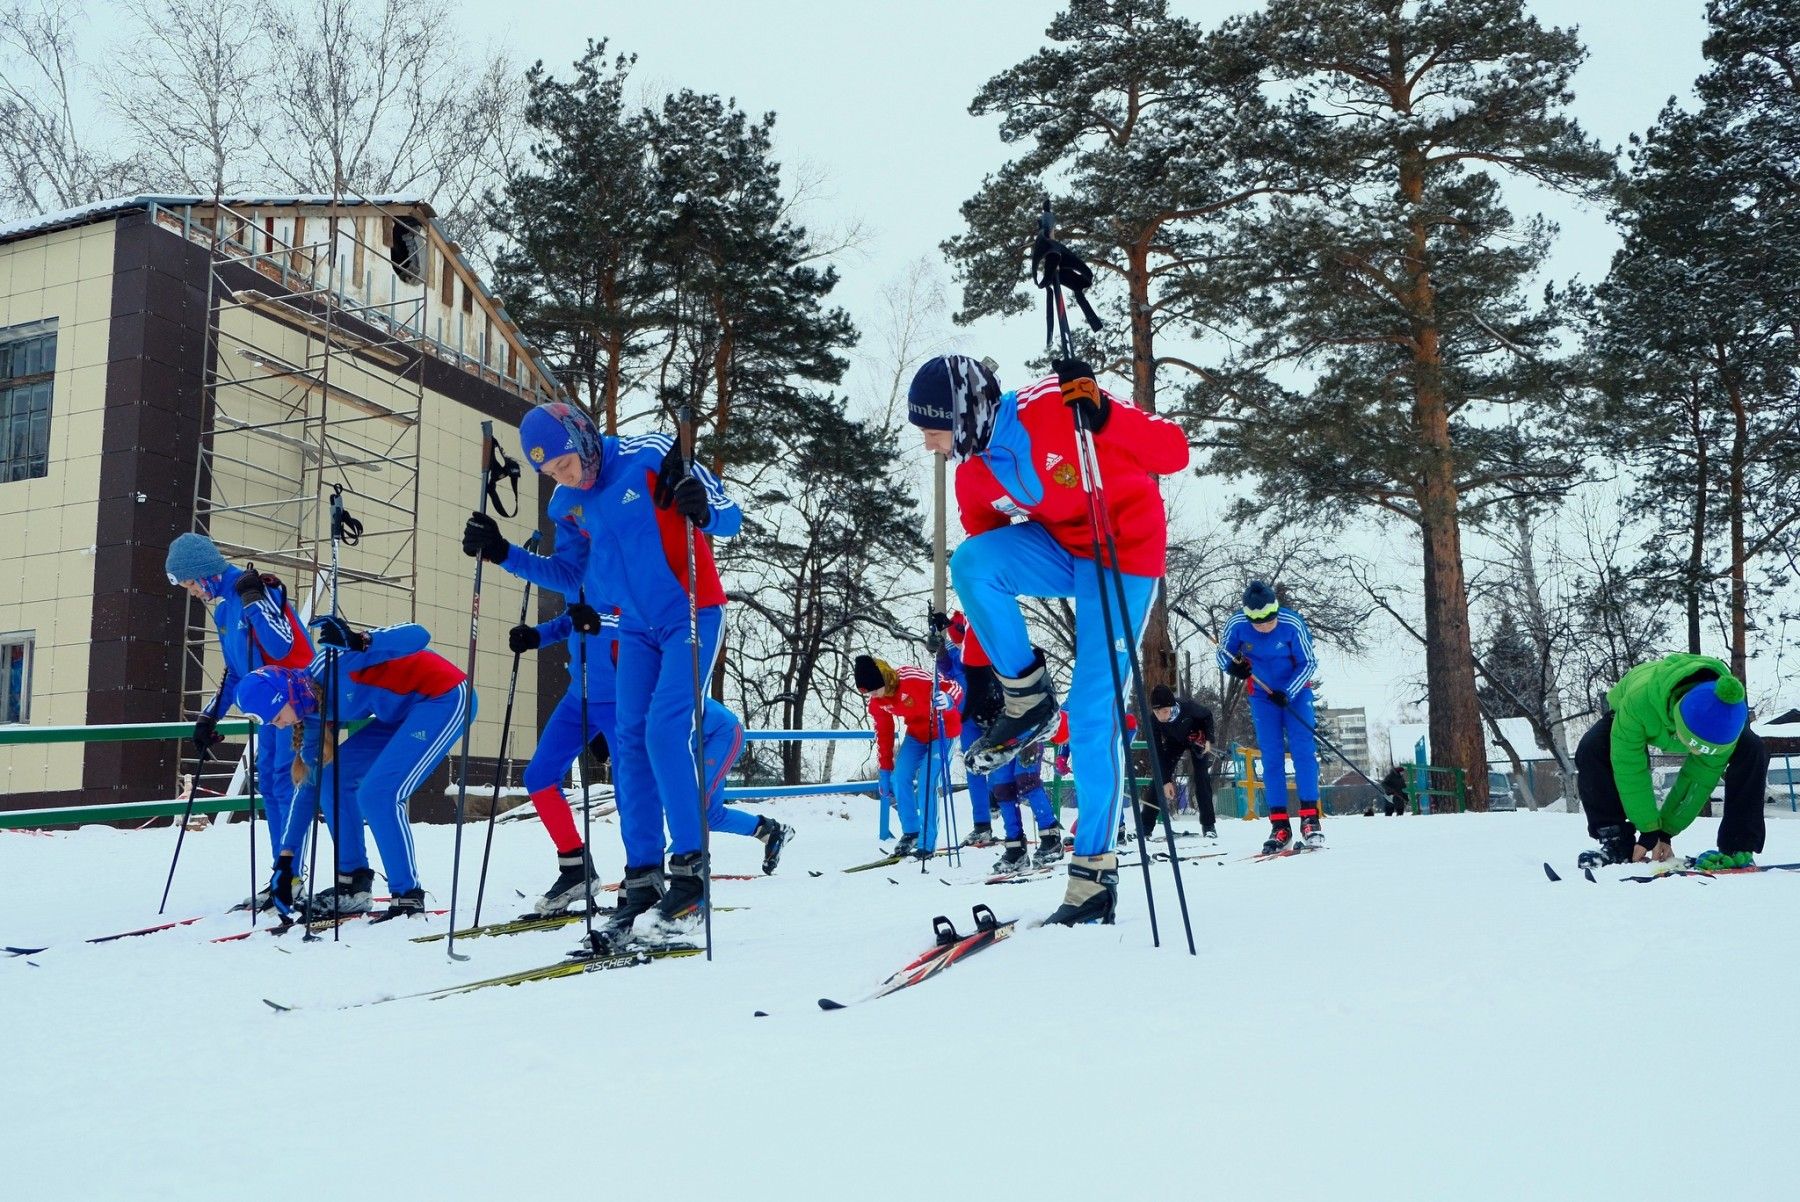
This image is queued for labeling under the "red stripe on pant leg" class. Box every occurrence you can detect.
[531,785,583,853]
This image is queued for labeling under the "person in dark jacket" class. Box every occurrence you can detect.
[1136,684,1218,840]
[1380,765,1408,816]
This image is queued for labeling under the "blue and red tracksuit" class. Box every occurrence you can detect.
[277,625,475,895]
[1217,607,1321,819]
[499,433,742,868]
[203,565,312,851]
[522,604,620,854]
[869,666,963,852]
[951,375,1188,859]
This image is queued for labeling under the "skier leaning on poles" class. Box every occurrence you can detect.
[1575,653,1767,872]
[906,353,1189,925]
[1217,581,1324,854]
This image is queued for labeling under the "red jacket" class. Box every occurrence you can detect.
[956,375,1188,577]
[868,665,963,769]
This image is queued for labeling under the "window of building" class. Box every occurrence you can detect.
[1,632,32,724]
[0,319,57,484]
[390,215,424,285]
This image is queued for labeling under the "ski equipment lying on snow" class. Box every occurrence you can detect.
[6,915,208,957]
[1247,844,1324,863]
[818,905,1018,1010]
[262,943,701,1011]
[213,908,446,942]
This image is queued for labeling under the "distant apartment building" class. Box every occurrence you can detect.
[1314,705,1372,775]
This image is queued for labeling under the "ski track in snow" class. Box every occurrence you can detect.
[2,803,1794,1201]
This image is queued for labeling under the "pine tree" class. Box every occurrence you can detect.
[487,43,660,432]
[1207,0,1613,809]
[1588,0,1800,686]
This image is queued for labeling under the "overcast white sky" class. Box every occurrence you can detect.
[457,1,1737,748]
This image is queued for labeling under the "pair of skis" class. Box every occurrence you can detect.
[817,904,1018,1010]
[1545,859,1800,884]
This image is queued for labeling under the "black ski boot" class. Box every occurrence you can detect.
[1577,824,1634,870]
[961,824,997,848]
[380,887,427,918]
[1046,854,1118,926]
[533,845,600,915]
[1202,825,1218,840]
[1260,820,1294,856]
[891,832,919,859]
[755,817,795,875]
[580,863,664,955]
[633,851,706,944]
[964,649,1059,774]
[1300,811,1324,848]
[1032,826,1066,867]
[991,840,1031,875]
[304,867,375,918]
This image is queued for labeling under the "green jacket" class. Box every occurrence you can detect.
[1605,654,1740,837]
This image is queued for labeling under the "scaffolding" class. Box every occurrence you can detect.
[167,195,429,798]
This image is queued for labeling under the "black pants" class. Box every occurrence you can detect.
[1138,759,1217,833]
[1575,714,1767,854]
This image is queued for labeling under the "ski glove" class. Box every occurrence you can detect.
[1266,688,1288,708]
[268,854,298,919]
[1053,357,1110,433]
[1226,658,1254,682]
[192,713,221,755]
[878,768,895,803]
[566,602,603,635]
[1055,752,1071,777]
[233,568,269,606]
[312,615,368,652]
[508,623,540,654]
[1636,829,1668,853]
[654,443,712,527]
[462,511,511,563]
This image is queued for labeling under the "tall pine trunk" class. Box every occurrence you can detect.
[1685,383,1706,653]
[1726,349,1749,686]
[1123,238,1177,691]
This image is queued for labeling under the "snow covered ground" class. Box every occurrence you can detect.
[3,800,1795,1201]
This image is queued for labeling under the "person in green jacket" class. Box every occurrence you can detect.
[1574,653,1767,870]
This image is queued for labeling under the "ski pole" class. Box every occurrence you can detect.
[324,488,360,942]
[1037,199,1196,955]
[158,745,207,915]
[447,423,522,962]
[247,723,258,929]
[677,404,714,962]
[575,588,597,945]
[472,530,541,927]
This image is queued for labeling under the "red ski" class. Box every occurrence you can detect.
[819,905,1018,1010]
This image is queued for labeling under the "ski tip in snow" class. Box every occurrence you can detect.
[817,998,848,1011]
[753,1010,769,1017]
[1543,862,1562,882]
[262,998,295,1013]
[1583,867,1597,883]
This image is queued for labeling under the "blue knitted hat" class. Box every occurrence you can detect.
[907,358,955,430]
[1673,677,1748,752]
[235,667,315,724]
[1242,580,1278,620]
[165,532,227,586]
[519,402,602,488]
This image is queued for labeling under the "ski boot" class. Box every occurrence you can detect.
[380,887,427,919]
[891,832,919,859]
[304,867,375,918]
[961,824,998,848]
[1202,826,1218,840]
[1693,849,1755,872]
[1046,854,1118,926]
[1032,826,1066,867]
[1299,812,1325,848]
[964,649,1059,774]
[632,851,706,944]
[991,840,1031,875]
[755,817,795,875]
[1576,824,1634,870]
[236,871,304,914]
[579,864,665,955]
[1260,820,1294,856]
[534,845,601,915]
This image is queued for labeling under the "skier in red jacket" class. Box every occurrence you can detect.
[855,654,962,858]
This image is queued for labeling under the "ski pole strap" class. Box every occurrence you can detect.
[329,485,363,546]
[1031,231,1103,334]
[485,442,521,519]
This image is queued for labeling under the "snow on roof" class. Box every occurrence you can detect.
[0,193,431,246]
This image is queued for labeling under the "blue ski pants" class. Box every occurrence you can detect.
[990,746,1056,840]
[953,521,1156,858]
[248,723,302,859]
[1249,688,1320,815]
[959,720,992,829]
[614,607,724,864]
[894,732,951,851]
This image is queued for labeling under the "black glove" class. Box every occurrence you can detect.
[1636,829,1666,853]
[1267,688,1288,708]
[1226,658,1253,682]
[462,511,510,563]
[654,439,685,508]
[587,730,610,767]
[192,713,221,756]
[928,610,950,632]
[1053,357,1110,433]
[508,623,541,654]
[566,602,603,635]
[312,614,368,652]
[233,568,268,606]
